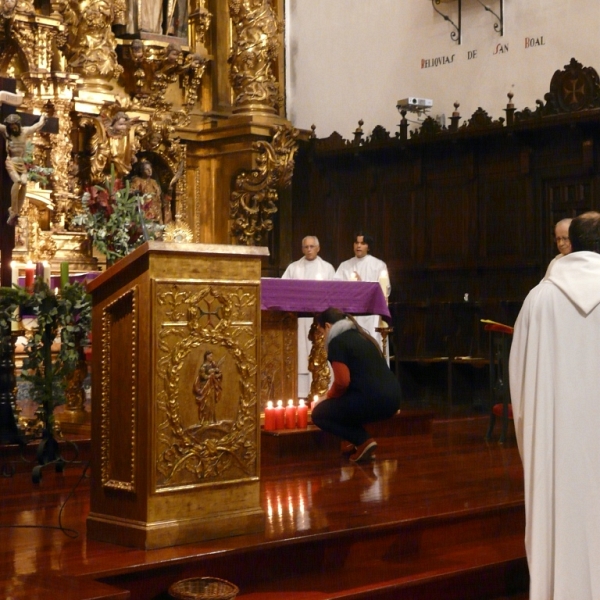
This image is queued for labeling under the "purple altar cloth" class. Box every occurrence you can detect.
[260,278,391,319]
[17,271,100,290]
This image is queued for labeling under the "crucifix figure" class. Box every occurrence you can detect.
[0,112,46,226]
[0,78,58,287]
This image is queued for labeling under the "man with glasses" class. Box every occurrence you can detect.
[282,236,335,398]
[544,217,572,278]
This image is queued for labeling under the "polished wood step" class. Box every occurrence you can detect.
[0,416,527,600]
[366,409,434,436]
[2,573,128,600]
[104,503,524,600]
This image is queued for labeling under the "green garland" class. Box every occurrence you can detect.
[0,280,92,433]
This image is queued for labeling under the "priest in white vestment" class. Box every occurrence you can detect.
[509,211,600,600]
[543,217,572,279]
[282,236,335,398]
[334,232,390,351]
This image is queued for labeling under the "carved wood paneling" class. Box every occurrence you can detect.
[101,287,138,492]
[290,64,600,357]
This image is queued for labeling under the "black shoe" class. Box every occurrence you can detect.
[350,439,377,462]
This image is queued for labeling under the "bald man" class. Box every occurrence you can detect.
[282,236,335,398]
[544,218,572,278]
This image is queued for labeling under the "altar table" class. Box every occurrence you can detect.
[259,278,390,406]
[260,278,390,318]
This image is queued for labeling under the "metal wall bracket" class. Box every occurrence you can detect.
[476,0,504,35]
[432,0,462,45]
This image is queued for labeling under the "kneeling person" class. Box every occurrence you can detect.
[311,308,401,462]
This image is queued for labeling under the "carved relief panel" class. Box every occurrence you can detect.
[153,279,260,490]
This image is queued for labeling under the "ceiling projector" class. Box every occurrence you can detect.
[397,97,433,110]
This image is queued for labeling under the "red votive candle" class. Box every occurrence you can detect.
[24,262,35,292]
[264,401,276,431]
[297,399,308,429]
[274,400,285,430]
[285,399,297,429]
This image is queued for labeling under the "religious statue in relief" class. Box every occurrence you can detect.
[193,351,224,425]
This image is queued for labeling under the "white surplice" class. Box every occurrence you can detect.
[282,256,335,398]
[509,251,600,600]
[334,254,390,349]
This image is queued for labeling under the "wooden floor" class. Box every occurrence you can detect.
[0,415,528,600]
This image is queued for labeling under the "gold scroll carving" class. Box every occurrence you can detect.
[308,320,331,398]
[230,124,298,245]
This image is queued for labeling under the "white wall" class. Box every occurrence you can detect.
[285,0,600,137]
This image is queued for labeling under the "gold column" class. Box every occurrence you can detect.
[228,0,281,116]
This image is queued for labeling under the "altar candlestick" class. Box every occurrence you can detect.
[274,400,285,430]
[312,394,319,409]
[10,262,19,330]
[10,261,18,288]
[24,262,34,292]
[42,261,51,286]
[297,399,308,429]
[10,305,19,331]
[264,401,276,431]
[285,399,297,429]
[378,269,390,298]
[60,262,69,289]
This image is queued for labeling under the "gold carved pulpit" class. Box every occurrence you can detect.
[86,241,268,549]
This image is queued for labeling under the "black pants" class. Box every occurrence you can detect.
[311,392,399,446]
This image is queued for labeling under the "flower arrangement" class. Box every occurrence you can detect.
[72,168,164,265]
